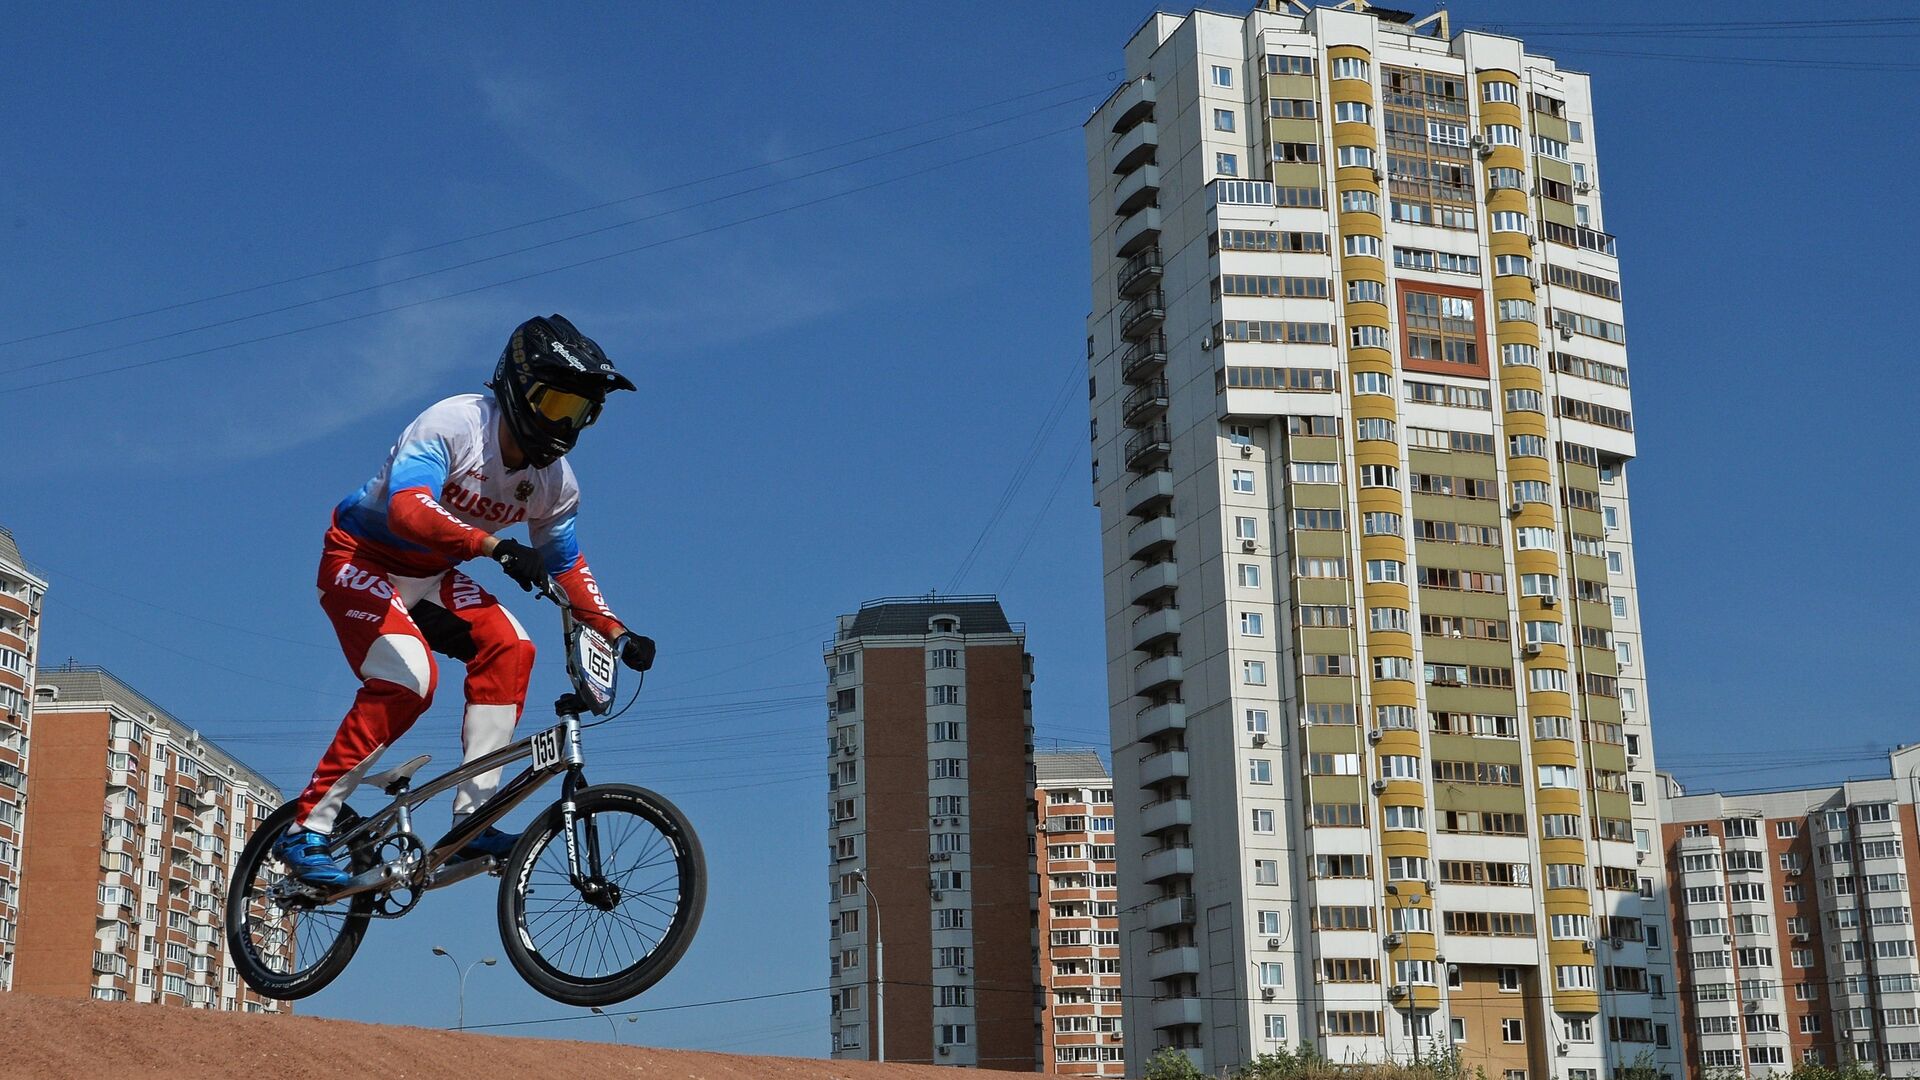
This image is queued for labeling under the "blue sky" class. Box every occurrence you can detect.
[3,0,1916,1054]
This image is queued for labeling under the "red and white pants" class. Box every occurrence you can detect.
[293,534,535,833]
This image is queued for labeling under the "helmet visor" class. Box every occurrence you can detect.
[526,383,601,430]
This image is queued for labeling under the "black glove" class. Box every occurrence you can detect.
[619,633,656,672]
[491,538,543,593]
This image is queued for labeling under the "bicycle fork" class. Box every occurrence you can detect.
[556,712,618,909]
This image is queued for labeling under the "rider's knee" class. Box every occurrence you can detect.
[360,633,437,703]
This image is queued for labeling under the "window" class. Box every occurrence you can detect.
[1344,234,1381,258]
[1331,57,1369,80]
[1241,612,1265,637]
[1238,563,1261,589]
[1214,109,1236,132]
[1252,808,1276,834]
[1253,859,1280,885]
[1236,514,1261,539]
[1483,81,1518,104]
[1337,145,1375,169]
[1212,64,1233,87]
[1569,120,1584,142]
[1243,660,1267,685]
[1365,559,1405,584]
[1259,961,1285,987]
[1502,1018,1524,1043]
[932,685,961,705]
[1249,759,1272,784]
[1232,469,1255,494]
[1353,371,1391,396]
[1216,152,1239,177]
[1334,101,1370,124]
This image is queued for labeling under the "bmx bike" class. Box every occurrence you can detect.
[225,571,705,1006]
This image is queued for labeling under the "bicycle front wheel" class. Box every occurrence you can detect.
[498,783,705,1006]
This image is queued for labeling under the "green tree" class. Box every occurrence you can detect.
[1144,1047,1205,1080]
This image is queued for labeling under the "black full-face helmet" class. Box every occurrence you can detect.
[488,314,635,469]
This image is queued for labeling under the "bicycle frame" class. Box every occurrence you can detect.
[307,575,614,904]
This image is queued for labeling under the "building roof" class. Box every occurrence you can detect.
[843,595,1017,638]
[1035,748,1109,784]
[0,524,21,569]
[37,664,280,796]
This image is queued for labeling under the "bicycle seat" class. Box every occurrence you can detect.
[364,754,432,796]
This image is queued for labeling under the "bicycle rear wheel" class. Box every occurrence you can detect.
[226,802,373,1000]
[498,783,705,1006]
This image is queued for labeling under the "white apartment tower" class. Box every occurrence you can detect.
[0,524,47,991]
[1085,4,1676,1076]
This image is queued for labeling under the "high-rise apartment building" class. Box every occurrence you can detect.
[825,596,1036,1067]
[16,664,283,1011]
[1084,4,1675,1074]
[1036,749,1125,1075]
[0,525,47,991]
[1662,746,1920,1078]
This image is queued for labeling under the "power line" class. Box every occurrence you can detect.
[945,356,1085,594]
[995,440,1086,594]
[3,70,1120,348]
[0,121,1082,397]
[1,91,1102,382]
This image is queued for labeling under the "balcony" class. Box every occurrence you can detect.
[1131,651,1182,696]
[1114,206,1161,258]
[1142,844,1194,882]
[1127,558,1177,605]
[1118,247,1163,298]
[92,950,128,977]
[1150,996,1204,1030]
[1126,515,1175,563]
[1124,467,1173,519]
[1144,893,1196,931]
[1136,698,1186,740]
[1112,122,1158,175]
[1122,378,1169,427]
[1131,605,1181,652]
[1121,333,1167,384]
[1114,165,1161,217]
[1124,423,1171,473]
[1149,944,1202,981]
[1110,77,1155,134]
[1138,748,1190,787]
[1139,796,1192,836]
[1119,290,1165,342]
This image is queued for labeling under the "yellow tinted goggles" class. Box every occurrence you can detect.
[527,383,601,429]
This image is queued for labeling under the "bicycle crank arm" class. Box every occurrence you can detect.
[424,855,499,891]
[328,855,418,900]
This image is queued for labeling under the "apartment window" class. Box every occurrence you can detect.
[1365,559,1405,584]
[1238,563,1261,589]
[1251,809,1276,834]
[1501,1018,1524,1043]
[1484,81,1518,104]
[932,685,961,705]
[1243,660,1268,685]
[1212,64,1233,87]
[1485,124,1522,147]
[1353,371,1391,395]
[1362,512,1401,537]
[1217,153,1239,177]
[1214,109,1236,132]
[1351,324,1390,349]
[1612,596,1628,619]
[1337,145,1374,169]
[1245,709,1269,736]
[1241,611,1265,637]
[1341,189,1379,215]
[1344,234,1381,258]
[1253,859,1280,885]
[1334,100,1370,124]
[1232,469,1256,494]
[1347,279,1385,306]
[1249,759,1272,784]
[1862,802,1894,823]
[1331,57,1369,80]
[1259,961,1285,987]
[1236,515,1261,539]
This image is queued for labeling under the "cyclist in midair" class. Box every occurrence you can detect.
[276,315,655,886]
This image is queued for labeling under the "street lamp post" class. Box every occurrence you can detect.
[431,946,497,1032]
[1384,885,1424,1064]
[851,868,885,1064]
[591,1007,621,1043]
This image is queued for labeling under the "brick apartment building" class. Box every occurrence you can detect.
[826,596,1037,1067]
[17,665,283,1010]
[1663,745,1920,1077]
[1037,749,1125,1075]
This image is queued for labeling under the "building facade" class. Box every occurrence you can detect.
[16,665,283,1011]
[1663,746,1920,1077]
[826,596,1037,1067]
[0,525,48,991]
[1037,749,1125,1075]
[1084,4,1676,1075]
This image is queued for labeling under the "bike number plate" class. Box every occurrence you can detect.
[530,723,568,771]
[571,626,619,714]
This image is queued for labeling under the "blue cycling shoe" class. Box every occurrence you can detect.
[273,828,351,888]
[454,826,519,862]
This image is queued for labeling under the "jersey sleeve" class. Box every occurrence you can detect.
[383,407,489,562]
[530,465,625,641]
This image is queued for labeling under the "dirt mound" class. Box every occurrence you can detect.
[0,993,1038,1080]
